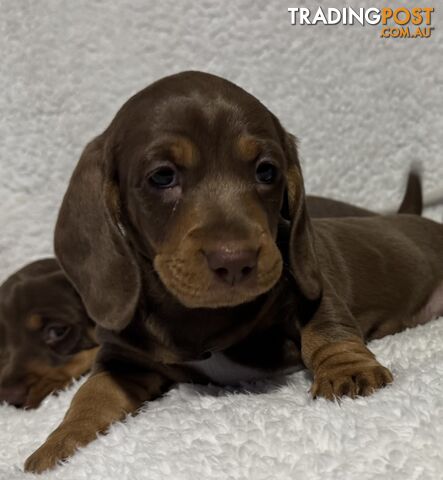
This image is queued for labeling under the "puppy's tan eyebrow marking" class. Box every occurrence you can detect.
[169,137,198,168]
[26,314,43,331]
[237,136,261,162]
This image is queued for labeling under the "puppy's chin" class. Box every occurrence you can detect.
[153,251,283,309]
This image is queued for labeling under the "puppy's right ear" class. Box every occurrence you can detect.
[54,136,140,331]
[280,132,322,302]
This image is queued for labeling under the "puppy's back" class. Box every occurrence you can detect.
[311,215,443,318]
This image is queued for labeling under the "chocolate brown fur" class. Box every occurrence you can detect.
[24,72,443,473]
[0,186,418,408]
[0,259,97,408]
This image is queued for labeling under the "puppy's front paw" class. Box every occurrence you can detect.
[309,341,393,400]
[24,425,95,474]
[311,363,393,400]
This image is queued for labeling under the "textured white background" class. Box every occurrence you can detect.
[0,1,442,479]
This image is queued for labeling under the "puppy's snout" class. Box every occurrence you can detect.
[0,383,27,408]
[204,247,258,286]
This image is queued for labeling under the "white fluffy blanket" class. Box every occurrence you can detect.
[0,1,442,479]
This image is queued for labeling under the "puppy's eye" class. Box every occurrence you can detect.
[149,167,178,189]
[43,324,71,346]
[256,161,278,184]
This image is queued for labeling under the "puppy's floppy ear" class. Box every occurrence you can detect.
[54,135,140,331]
[281,132,322,301]
[280,133,299,222]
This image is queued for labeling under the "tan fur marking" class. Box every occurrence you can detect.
[170,137,197,168]
[237,136,260,162]
[25,314,43,331]
[27,347,98,379]
[304,338,392,400]
[24,370,168,473]
[24,347,99,408]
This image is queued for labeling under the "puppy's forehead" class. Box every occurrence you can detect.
[153,97,277,146]
[0,273,80,331]
[117,72,280,143]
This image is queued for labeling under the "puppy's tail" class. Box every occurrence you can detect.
[384,166,443,215]
[397,170,422,215]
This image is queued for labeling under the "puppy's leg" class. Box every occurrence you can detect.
[24,369,169,473]
[301,285,393,400]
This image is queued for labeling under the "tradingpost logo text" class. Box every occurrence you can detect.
[288,7,435,38]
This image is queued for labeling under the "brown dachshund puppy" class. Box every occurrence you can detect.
[0,259,98,408]
[0,181,420,409]
[24,72,443,473]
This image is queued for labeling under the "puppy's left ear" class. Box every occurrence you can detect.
[280,132,322,301]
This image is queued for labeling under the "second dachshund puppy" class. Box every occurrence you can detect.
[0,259,97,408]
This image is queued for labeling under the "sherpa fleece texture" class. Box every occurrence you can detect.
[0,1,442,479]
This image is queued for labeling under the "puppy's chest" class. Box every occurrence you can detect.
[183,351,303,385]
[143,312,303,385]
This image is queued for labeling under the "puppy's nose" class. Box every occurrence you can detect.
[0,384,27,408]
[205,248,258,285]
